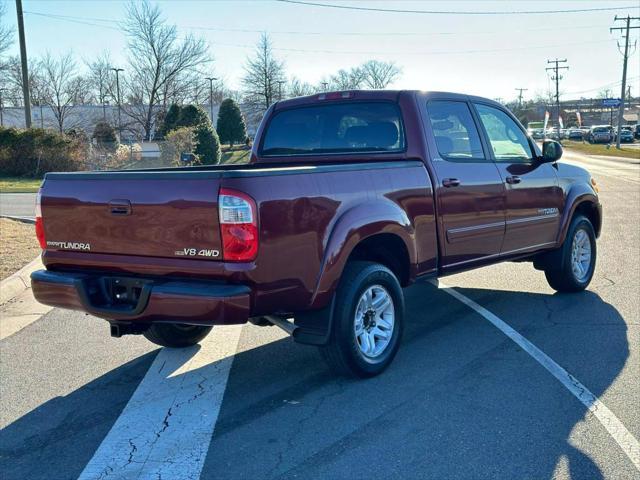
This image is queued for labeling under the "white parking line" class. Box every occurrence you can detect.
[78,325,243,480]
[434,280,640,471]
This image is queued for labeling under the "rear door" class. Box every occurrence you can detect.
[41,172,223,260]
[423,99,506,268]
[472,102,563,254]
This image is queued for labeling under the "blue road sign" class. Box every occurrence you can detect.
[602,98,621,108]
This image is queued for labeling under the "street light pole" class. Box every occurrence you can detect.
[205,77,218,123]
[110,68,124,139]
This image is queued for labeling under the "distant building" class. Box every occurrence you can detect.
[0,103,260,140]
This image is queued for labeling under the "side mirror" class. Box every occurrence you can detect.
[540,139,563,163]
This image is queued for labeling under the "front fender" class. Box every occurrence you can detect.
[309,200,416,309]
[557,184,601,244]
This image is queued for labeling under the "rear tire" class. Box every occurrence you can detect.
[319,261,404,378]
[544,215,596,292]
[143,323,213,348]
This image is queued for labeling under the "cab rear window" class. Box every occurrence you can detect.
[260,102,405,156]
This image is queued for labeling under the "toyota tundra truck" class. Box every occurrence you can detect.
[31,91,602,377]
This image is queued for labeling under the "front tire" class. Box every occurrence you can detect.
[544,215,596,292]
[319,261,404,378]
[143,323,213,348]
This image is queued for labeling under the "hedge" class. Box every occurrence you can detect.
[0,127,88,177]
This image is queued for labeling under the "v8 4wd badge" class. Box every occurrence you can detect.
[175,248,220,258]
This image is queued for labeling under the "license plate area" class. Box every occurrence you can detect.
[83,276,152,314]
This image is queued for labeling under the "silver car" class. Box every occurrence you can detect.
[588,126,612,144]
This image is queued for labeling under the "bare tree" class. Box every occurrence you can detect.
[0,3,14,59]
[86,51,116,115]
[360,60,401,89]
[323,61,400,91]
[39,52,85,132]
[123,0,210,140]
[0,55,42,107]
[288,77,316,98]
[241,33,286,118]
[326,67,365,90]
[597,88,614,99]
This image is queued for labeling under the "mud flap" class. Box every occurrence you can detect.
[292,295,336,345]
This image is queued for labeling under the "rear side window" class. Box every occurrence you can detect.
[260,102,404,156]
[426,101,485,161]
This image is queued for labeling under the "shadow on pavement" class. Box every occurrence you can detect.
[0,351,158,480]
[0,283,629,479]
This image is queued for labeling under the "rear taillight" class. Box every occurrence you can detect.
[35,190,46,249]
[218,188,258,262]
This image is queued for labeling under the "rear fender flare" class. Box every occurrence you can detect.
[309,200,416,309]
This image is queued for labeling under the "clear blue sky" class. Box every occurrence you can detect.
[3,0,640,102]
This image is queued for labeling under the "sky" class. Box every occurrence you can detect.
[2,0,640,103]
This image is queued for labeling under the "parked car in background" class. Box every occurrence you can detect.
[527,128,545,139]
[567,128,584,140]
[614,126,635,143]
[546,129,560,140]
[31,90,602,378]
[634,124,640,139]
[588,125,613,144]
[526,121,545,139]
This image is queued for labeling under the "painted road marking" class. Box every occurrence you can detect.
[434,280,640,471]
[78,325,243,480]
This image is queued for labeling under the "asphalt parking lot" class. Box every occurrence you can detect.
[1,149,638,479]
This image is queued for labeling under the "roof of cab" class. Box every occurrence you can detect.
[272,89,502,110]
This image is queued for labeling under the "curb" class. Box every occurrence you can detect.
[0,215,36,224]
[0,255,42,306]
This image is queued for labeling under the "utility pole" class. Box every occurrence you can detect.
[15,0,31,128]
[515,88,528,107]
[110,67,124,139]
[100,86,107,121]
[276,80,285,101]
[205,77,218,123]
[610,15,639,149]
[0,88,5,126]
[546,58,569,142]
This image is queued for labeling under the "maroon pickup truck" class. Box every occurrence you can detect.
[31,91,602,377]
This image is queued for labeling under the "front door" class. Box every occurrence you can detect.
[424,99,506,268]
[472,103,564,254]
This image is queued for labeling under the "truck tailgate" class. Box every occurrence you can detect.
[40,173,223,260]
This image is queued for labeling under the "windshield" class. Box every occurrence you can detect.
[261,102,404,156]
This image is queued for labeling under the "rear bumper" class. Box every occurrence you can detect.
[30,269,250,325]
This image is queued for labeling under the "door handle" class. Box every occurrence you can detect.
[442,178,461,188]
[506,175,521,185]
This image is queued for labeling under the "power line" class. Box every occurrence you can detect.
[19,12,618,57]
[208,38,615,57]
[563,76,640,95]
[277,0,640,16]
[23,11,609,37]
